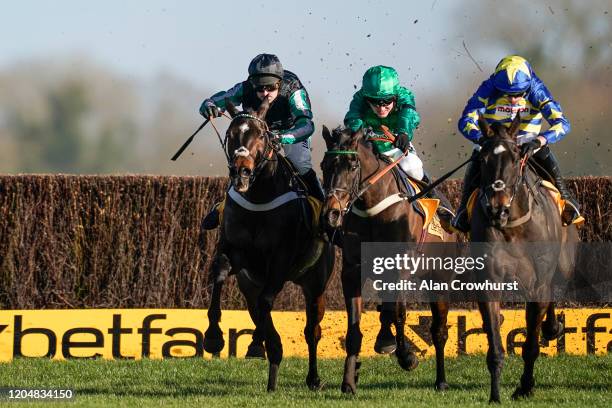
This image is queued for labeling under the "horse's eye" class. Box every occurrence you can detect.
[350,163,358,171]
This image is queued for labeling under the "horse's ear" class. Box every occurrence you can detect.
[225,98,239,118]
[322,125,334,149]
[508,113,521,139]
[478,117,493,138]
[256,98,270,119]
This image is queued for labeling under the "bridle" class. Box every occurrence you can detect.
[479,138,531,222]
[323,149,362,217]
[225,113,279,186]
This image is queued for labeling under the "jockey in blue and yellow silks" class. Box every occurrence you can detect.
[452,55,580,232]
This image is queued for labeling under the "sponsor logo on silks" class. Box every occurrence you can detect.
[495,105,530,115]
[0,309,610,360]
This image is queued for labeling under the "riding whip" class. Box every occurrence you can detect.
[171,119,209,161]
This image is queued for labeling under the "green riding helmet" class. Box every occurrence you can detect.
[361,65,400,99]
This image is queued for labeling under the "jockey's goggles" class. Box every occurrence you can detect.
[366,96,396,107]
[254,82,280,93]
[505,91,527,98]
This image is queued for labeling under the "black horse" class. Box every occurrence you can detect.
[320,126,456,393]
[202,99,335,391]
[472,114,580,402]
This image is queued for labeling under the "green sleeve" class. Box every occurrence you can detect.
[199,82,244,115]
[395,86,420,140]
[343,91,366,132]
[279,89,315,144]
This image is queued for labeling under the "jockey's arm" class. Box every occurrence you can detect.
[344,90,366,132]
[529,77,571,144]
[199,82,244,116]
[395,87,420,141]
[458,79,495,142]
[278,89,314,144]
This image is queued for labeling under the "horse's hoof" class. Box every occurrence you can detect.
[511,386,534,400]
[374,332,397,354]
[542,321,564,341]
[306,375,323,391]
[488,396,501,404]
[435,382,449,391]
[396,349,419,371]
[341,381,356,394]
[245,342,266,359]
[203,336,225,354]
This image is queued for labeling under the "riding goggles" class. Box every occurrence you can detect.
[366,97,396,107]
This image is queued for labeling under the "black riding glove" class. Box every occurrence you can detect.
[520,138,543,158]
[201,103,221,120]
[269,131,282,151]
[394,132,411,152]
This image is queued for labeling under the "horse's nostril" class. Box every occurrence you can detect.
[240,167,252,177]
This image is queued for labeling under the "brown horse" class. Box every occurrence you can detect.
[320,126,457,393]
[472,114,579,402]
[202,99,335,391]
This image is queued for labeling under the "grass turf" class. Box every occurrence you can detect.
[0,354,610,407]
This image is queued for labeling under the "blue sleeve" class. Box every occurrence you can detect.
[528,74,570,144]
[457,78,495,142]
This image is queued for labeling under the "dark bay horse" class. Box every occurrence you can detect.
[320,126,456,393]
[202,99,335,391]
[472,114,579,402]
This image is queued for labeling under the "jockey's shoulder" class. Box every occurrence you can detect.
[395,86,416,108]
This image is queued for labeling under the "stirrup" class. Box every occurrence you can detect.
[561,200,582,226]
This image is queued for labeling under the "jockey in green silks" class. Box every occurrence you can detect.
[344,65,454,226]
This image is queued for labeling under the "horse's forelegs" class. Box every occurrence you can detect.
[341,266,363,394]
[257,289,283,392]
[374,303,397,354]
[430,301,449,391]
[541,302,564,341]
[203,254,231,355]
[237,269,266,359]
[479,302,504,403]
[394,301,419,372]
[512,302,547,400]
[304,293,326,391]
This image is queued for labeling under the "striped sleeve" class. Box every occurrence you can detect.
[458,78,494,142]
[529,76,570,144]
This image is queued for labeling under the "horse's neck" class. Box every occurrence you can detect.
[357,144,399,207]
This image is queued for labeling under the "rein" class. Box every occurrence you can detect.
[324,144,475,216]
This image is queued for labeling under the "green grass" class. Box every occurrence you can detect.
[0,355,610,407]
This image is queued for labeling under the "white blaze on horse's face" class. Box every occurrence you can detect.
[493,144,507,155]
[234,146,250,158]
[239,123,250,133]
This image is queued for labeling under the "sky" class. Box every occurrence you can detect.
[0,0,488,113]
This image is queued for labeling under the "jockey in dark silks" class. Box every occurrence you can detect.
[200,53,324,229]
[453,55,581,232]
[344,65,454,226]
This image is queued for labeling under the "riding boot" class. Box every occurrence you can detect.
[301,169,326,202]
[533,146,581,224]
[201,202,221,230]
[451,151,481,233]
[421,172,455,231]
